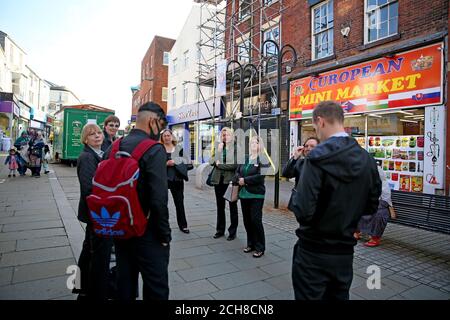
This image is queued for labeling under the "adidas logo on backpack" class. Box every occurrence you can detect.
[87,138,158,239]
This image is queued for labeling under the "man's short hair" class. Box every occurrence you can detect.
[138,102,167,124]
[312,101,344,124]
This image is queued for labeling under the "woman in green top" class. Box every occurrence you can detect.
[234,135,267,258]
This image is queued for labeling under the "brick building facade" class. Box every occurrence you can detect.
[131,36,175,117]
[224,0,449,195]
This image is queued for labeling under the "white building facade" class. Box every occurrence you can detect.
[167,3,224,163]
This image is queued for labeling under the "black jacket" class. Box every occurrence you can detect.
[233,156,269,196]
[104,129,171,244]
[166,148,194,182]
[282,158,305,187]
[77,145,102,223]
[291,136,381,255]
[101,130,113,152]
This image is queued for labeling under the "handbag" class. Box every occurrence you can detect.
[31,148,40,156]
[206,167,215,186]
[223,182,239,202]
[388,206,397,219]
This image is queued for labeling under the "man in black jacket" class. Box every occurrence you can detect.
[104,102,171,300]
[291,101,381,300]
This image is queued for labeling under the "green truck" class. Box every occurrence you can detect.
[53,105,115,163]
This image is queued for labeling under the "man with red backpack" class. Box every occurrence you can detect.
[102,102,171,300]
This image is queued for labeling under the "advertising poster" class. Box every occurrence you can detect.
[369,135,424,193]
[424,105,445,194]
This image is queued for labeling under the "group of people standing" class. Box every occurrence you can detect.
[74,100,393,301]
[4,129,50,178]
[208,127,269,258]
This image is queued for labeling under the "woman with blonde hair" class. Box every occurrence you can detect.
[208,127,239,240]
[75,123,112,300]
[234,134,269,258]
[161,129,193,233]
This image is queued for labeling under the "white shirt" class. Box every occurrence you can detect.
[330,132,349,138]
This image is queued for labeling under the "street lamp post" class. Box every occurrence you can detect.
[226,60,258,130]
[261,39,298,209]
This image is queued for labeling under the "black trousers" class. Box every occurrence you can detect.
[168,180,188,229]
[214,182,238,236]
[240,198,265,252]
[292,242,353,300]
[77,224,113,300]
[114,228,170,300]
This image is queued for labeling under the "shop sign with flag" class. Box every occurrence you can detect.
[289,43,443,120]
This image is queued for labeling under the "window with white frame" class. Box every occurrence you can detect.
[365,0,398,43]
[172,58,177,74]
[171,87,177,106]
[162,87,168,102]
[312,0,334,60]
[263,25,280,73]
[163,52,170,65]
[183,84,188,104]
[237,38,251,63]
[239,0,251,20]
[183,51,189,70]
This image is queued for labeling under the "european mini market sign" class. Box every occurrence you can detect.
[289,43,443,120]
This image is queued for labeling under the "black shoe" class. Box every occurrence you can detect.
[227,235,236,241]
[213,233,224,239]
[253,251,264,258]
[44,171,49,174]
[8,175,11,178]
[13,174,16,177]
[180,228,190,234]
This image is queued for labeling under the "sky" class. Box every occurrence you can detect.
[0,0,195,128]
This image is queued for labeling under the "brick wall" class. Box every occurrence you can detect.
[131,36,175,116]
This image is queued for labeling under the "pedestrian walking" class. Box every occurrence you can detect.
[354,165,393,247]
[234,135,268,258]
[75,123,112,300]
[28,131,45,178]
[4,148,19,177]
[101,115,120,152]
[161,129,193,234]
[208,127,239,241]
[104,102,171,300]
[14,131,29,176]
[290,101,381,300]
[42,145,51,174]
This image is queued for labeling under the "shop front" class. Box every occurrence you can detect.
[289,43,446,196]
[18,100,31,134]
[0,93,20,143]
[167,97,222,164]
[30,108,47,135]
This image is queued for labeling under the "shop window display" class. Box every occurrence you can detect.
[299,108,425,193]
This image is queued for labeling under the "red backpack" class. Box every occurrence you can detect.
[86,138,158,239]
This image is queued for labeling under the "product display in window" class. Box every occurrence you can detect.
[369,135,424,193]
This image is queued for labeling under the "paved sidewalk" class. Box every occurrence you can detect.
[0,158,449,300]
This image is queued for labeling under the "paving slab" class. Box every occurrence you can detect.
[177,262,239,282]
[16,236,69,251]
[2,220,63,232]
[211,281,280,300]
[12,258,76,283]
[0,267,13,286]
[0,275,71,300]
[0,246,73,267]
[399,285,450,300]
[169,279,219,300]
[208,268,272,290]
